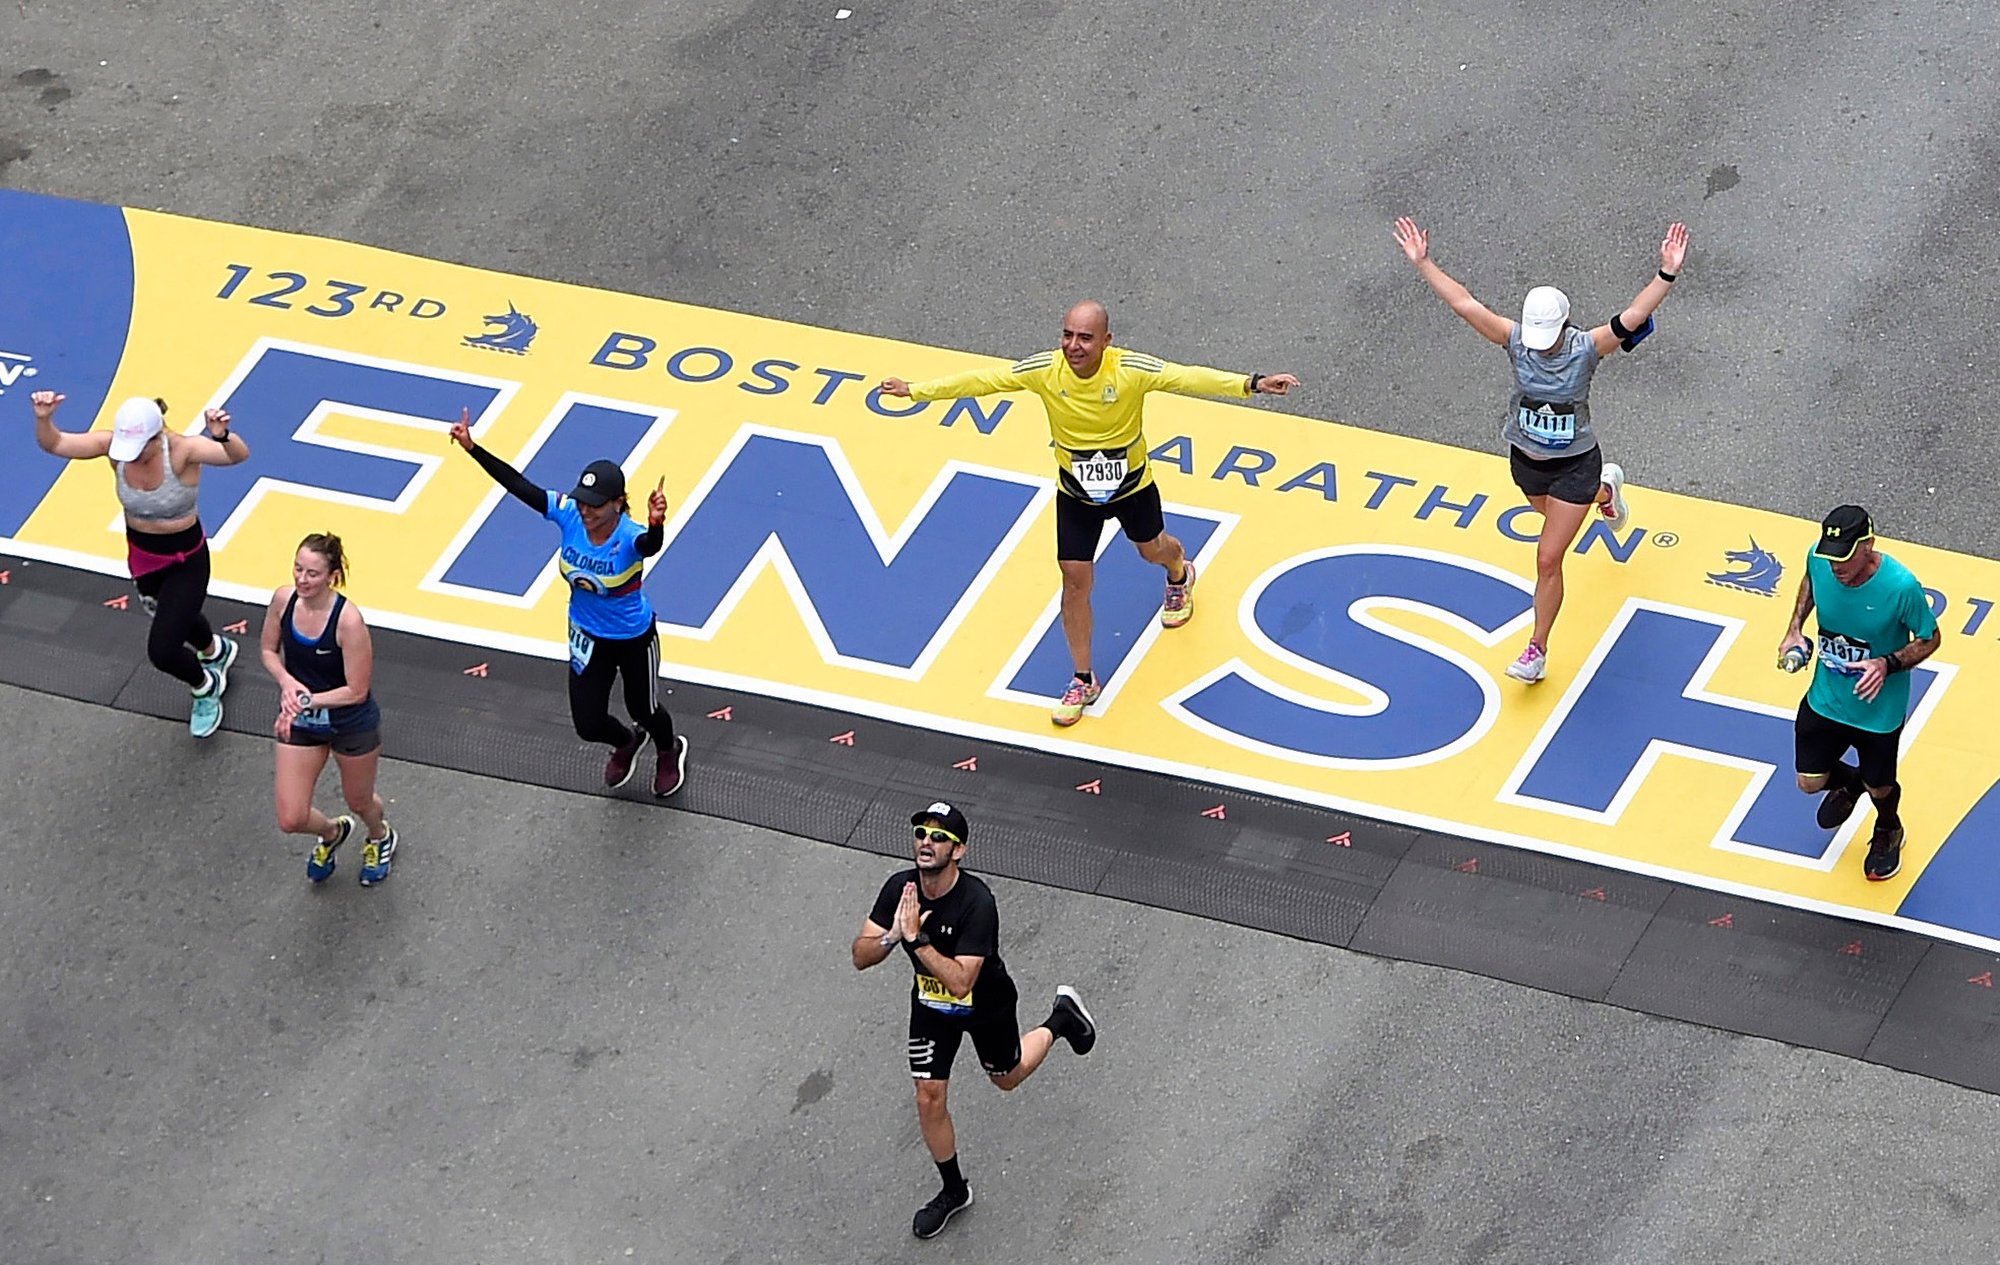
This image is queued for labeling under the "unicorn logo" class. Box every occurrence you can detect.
[1705,537,1784,597]
[462,303,538,355]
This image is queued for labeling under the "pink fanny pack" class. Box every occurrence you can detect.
[127,532,207,579]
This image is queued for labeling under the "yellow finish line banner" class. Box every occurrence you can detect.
[4,189,1998,947]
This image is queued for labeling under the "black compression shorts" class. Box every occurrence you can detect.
[906,990,1022,1081]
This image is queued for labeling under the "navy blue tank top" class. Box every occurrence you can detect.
[282,592,380,735]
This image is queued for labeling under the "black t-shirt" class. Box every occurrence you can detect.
[870,869,1016,1016]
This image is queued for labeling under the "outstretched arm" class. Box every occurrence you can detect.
[1393,218,1512,346]
[30,391,112,460]
[882,360,1034,403]
[449,409,546,510]
[1591,223,1689,356]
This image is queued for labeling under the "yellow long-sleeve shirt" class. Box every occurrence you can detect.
[908,346,1252,503]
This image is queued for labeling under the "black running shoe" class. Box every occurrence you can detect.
[1052,985,1096,1055]
[1817,784,1860,830]
[1864,826,1905,882]
[604,729,649,788]
[912,1186,972,1239]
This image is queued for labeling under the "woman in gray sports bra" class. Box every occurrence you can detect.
[31,390,251,737]
[1393,217,1689,685]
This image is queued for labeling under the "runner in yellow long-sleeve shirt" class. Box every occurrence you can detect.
[881,300,1298,726]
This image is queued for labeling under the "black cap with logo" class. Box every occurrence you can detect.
[1813,505,1874,561]
[910,800,971,843]
[570,459,627,507]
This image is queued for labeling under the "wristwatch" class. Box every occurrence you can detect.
[207,428,232,444]
[911,932,932,949]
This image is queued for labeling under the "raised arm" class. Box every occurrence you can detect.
[182,408,250,467]
[449,409,546,510]
[1591,223,1689,356]
[30,391,111,460]
[1394,218,1512,346]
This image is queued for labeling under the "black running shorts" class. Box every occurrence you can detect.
[1509,444,1604,506]
[1795,698,1901,789]
[1054,484,1167,562]
[906,990,1022,1081]
[280,726,383,757]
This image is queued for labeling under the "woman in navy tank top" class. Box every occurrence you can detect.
[1393,217,1689,684]
[258,533,399,887]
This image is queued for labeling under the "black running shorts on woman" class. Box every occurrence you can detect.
[1509,444,1604,506]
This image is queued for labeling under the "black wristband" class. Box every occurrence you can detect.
[1882,655,1906,675]
[208,429,231,444]
[1248,374,1265,394]
[1657,269,1677,283]
[911,932,932,949]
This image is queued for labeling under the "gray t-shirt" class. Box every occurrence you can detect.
[1500,322,1602,459]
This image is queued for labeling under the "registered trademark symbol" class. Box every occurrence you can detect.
[1651,532,1679,549]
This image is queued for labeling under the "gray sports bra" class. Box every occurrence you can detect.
[114,443,200,522]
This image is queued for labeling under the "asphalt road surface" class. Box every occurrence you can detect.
[6,1,2000,1260]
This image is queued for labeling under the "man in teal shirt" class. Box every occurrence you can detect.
[1779,506,1942,881]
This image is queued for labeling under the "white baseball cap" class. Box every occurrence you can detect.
[1519,286,1571,351]
[108,398,165,462]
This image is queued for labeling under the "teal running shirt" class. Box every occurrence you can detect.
[1804,551,1936,733]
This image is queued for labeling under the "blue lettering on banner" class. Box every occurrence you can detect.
[199,344,508,545]
[1212,446,1277,487]
[1002,510,1225,700]
[1506,604,1936,859]
[436,399,671,598]
[937,398,1011,434]
[1363,471,1418,510]
[591,331,656,370]
[1275,463,1338,501]
[1173,549,1534,764]
[0,191,135,535]
[740,359,797,396]
[1148,435,1194,476]
[645,432,1042,673]
[866,388,931,418]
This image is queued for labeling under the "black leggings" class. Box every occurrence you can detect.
[131,524,214,688]
[569,628,677,750]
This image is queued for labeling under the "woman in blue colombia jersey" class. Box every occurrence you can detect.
[451,410,687,798]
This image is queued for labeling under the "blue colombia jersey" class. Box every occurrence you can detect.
[547,490,655,640]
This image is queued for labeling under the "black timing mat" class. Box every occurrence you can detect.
[5,552,1997,1094]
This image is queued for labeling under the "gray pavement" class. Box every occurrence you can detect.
[9,687,2000,1265]
[7,0,2000,1259]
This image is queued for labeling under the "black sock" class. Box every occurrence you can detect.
[935,1155,966,1194]
[1074,670,1093,686]
[1169,564,1187,584]
[1043,1004,1074,1042]
[1826,762,1864,797]
[1872,782,1903,832]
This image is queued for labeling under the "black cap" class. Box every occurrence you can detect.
[570,460,626,507]
[910,800,970,843]
[1814,505,1874,561]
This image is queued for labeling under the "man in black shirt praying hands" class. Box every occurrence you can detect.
[853,800,1098,1240]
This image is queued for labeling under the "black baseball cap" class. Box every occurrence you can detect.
[910,801,970,842]
[570,460,626,507]
[1814,505,1874,561]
